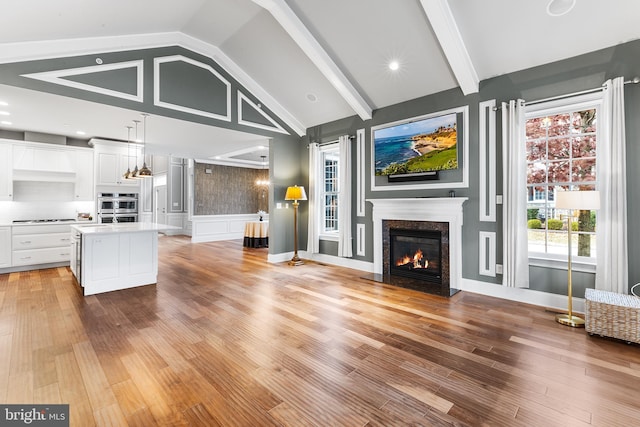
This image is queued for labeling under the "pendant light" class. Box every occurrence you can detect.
[122,125,133,180]
[137,113,153,178]
[131,119,141,178]
[256,155,269,186]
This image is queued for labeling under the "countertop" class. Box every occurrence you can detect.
[70,222,179,235]
[0,220,96,227]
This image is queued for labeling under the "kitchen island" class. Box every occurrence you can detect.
[71,223,176,296]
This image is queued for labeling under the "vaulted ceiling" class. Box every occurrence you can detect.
[1,0,639,160]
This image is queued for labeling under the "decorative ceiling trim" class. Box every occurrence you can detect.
[0,32,306,136]
[252,0,373,121]
[154,55,231,122]
[21,60,144,102]
[200,144,270,168]
[419,0,479,95]
[237,91,289,135]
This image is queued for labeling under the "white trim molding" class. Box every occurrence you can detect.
[356,223,366,257]
[356,128,366,217]
[237,91,288,134]
[22,60,144,102]
[479,231,496,277]
[479,99,497,222]
[368,197,467,290]
[154,55,231,122]
[191,214,260,243]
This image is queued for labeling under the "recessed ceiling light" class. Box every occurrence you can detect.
[0,111,9,116]
[389,61,400,71]
[76,131,86,135]
[0,121,11,126]
[306,93,318,103]
[546,0,576,16]
[0,101,8,106]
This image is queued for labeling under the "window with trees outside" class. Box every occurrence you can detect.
[321,145,339,237]
[526,97,599,265]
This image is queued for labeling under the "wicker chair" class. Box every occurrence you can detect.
[585,287,640,344]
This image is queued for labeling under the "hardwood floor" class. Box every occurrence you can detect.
[1,236,640,426]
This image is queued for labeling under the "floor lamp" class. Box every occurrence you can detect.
[554,190,600,327]
[285,185,307,266]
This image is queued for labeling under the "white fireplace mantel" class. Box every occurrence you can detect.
[367,197,468,290]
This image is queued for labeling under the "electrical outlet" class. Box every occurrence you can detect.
[496,195,503,204]
[496,264,503,274]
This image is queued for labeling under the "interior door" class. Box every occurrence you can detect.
[155,185,167,225]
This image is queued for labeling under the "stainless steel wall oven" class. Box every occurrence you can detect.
[97,192,139,223]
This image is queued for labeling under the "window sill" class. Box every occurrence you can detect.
[528,255,596,273]
[319,233,339,242]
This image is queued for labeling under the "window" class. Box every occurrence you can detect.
[320,145,339,237]
[525,96,600,265]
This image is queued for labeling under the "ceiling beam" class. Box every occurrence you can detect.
[252,0,373,121]
[419,0,479,95]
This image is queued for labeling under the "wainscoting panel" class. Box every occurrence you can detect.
[479,99,496,222]
[479,231,496,277]
[356,128,366,217]
[191,214,260,243]
[356,223,366,256]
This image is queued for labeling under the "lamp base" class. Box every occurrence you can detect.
[288,255,304,266]
[555,314,585,328]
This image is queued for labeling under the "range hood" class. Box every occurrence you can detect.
[12,168,76,183]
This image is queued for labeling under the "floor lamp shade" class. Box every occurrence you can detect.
[555,189,600,327]
[285,186,306,266]
[285,185,307,201]
[555,190,600,210]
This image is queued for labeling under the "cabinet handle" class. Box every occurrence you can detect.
[20,240,32,244]
[20,256,32,260]
[60,238,70,242]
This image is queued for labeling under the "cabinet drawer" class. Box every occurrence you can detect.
[12,247,71,266]
[12,233,72,250]
[12,224,72,235]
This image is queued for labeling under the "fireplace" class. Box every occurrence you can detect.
[368,197,467,297]
[389,229,442,284]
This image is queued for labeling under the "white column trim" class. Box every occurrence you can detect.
[356,223,366,257]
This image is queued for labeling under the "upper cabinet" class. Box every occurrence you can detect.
[90,139,141,188]
[0,142,13,200]
[0,139,94,201]
[74,149,94,200]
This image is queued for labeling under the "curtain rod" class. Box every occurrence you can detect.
[312,135,355,147]
[493,76,640,110]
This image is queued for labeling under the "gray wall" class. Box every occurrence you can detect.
[306,39,640,297]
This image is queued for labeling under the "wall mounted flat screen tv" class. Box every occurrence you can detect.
[373,113,458,177]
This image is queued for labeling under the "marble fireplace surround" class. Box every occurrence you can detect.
[368,198,467,292]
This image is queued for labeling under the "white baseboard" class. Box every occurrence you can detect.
[264,251,580,314]
[460,277,584,314]
[267,250,375,272]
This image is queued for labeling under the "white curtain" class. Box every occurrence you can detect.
[502,100,529,288]
[596,77,628,293]
[307,142,320,254]
[338,135,353,257]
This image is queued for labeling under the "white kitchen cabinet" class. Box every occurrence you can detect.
[0,227,11,268]
[91,139,141,187]
[74,149,94,200]
[13,144,75,173]
[12,224,72,267]
[0,143,13,200]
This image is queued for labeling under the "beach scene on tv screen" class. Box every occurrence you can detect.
[374,113,458,176]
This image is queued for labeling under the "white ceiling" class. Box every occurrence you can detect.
[0,0,639,160]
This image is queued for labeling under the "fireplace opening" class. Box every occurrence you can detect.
[389,229,442,284]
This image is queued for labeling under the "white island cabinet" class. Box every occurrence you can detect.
[71,223,175,296]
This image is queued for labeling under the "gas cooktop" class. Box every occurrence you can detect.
[12,218,77,224]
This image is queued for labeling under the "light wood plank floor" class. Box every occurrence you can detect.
[1,235,639,426]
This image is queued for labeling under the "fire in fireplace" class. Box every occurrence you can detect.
[389,229,442,283]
